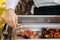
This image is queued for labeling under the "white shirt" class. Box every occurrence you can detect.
[6,0,60,10]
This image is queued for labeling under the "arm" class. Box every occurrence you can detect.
[4,0,20,29]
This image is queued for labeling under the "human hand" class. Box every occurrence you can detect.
[4,9,18,29]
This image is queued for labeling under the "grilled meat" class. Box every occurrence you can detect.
[17,29,39,39]
[41,28,60,38]
[15,0,34,15]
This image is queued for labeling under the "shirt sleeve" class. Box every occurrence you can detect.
[55,0,60,4]
[6,0,20,10]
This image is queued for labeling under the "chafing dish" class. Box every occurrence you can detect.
[3,15,60,40]
[14,15,60,40]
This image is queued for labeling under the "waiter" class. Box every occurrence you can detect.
[5,0,60,29]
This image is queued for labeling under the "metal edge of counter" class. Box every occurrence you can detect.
[18,15,60,17]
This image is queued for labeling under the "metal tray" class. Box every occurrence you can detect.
[14,15,60,40]
[13,23,60,40]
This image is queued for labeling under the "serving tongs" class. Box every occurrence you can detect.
[12,24,26,39]
[3,25,8,35]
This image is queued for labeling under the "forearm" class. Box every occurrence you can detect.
[6,8,15,13]
[6,9,16,17]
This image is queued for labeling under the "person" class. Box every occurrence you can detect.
[5,0,60,29]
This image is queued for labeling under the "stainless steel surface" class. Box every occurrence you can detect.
[18,15,60,23]
[15,23,60,40]
[16,39,60,40]
[18,15,60,17]
[2,15,60,40]
[7,15,60,40]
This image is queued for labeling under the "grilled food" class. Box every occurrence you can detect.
[15,0,34,15]
[41,28,60,38]
[17,29,39,39]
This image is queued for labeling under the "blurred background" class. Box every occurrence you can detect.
[0,0,6,28]
[0,0,6,40]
